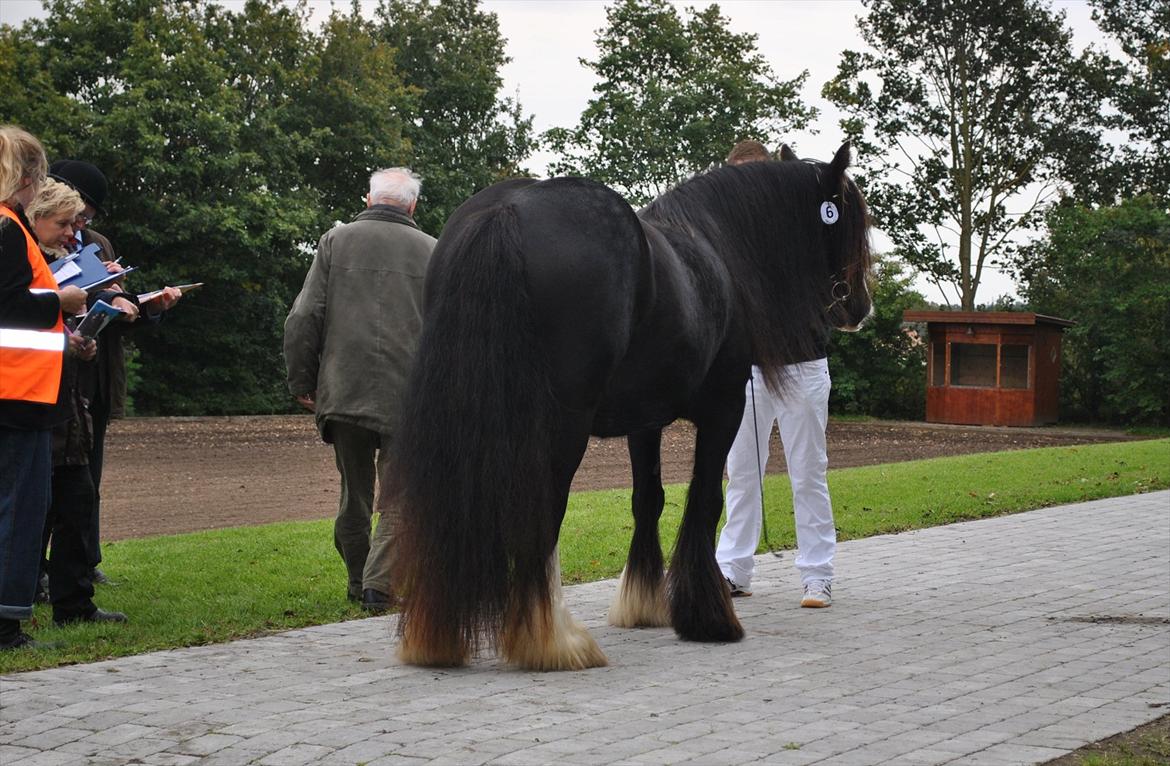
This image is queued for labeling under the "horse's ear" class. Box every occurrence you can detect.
[828,141,852,179]
[779,144,798,162]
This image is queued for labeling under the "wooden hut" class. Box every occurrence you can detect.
[902,311,1074,427]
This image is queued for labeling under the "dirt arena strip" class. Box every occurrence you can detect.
[2,491,1167,765]
[97,415,1142,540]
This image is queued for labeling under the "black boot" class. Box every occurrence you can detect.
[361,589,392,614]
[0,618,57,651]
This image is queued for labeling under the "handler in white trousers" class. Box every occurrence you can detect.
[717,360,835,607]
[717,139,837,608]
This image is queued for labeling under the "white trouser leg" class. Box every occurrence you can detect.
[716,366,779,589]
[775,358,834,585]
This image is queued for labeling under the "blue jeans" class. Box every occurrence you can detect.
[0,428,52,620]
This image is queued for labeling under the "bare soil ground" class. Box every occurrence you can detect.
[99,415,1143,541]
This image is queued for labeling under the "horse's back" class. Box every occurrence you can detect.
[437,177,643,313]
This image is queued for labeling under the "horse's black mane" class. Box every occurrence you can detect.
[641,160,868,387]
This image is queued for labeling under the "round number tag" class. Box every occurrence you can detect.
[820,201,839,225]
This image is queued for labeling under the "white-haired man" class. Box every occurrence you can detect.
[284,168,435,613]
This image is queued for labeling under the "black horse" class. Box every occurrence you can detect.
[389,142,873,670]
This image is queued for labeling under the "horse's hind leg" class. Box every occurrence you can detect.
[670,401,745,643]
[609,428,670,628]
[397,603,472,668]
[499,421,607,671]
[500,545,608,670]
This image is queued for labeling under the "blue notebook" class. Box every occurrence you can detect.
[50,243,136,291]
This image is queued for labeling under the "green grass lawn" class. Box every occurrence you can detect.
[2,438,1166,674]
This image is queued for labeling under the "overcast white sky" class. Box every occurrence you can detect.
[487,0,1104,303]
[3,0,1106,301]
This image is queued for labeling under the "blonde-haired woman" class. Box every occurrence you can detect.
[25,177,131,628]
[0,126,88,651]
[26,178,86,257]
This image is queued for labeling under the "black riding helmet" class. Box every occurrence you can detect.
[48,159,108,215]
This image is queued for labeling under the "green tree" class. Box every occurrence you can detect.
[1091,0,1170,204]
[299,9,416,225]
[829,258,928,419]
[544,0,814,205]
[0,27,88,153]
[1017,197,1170,425]
[824,0,1109,309]
[374,0,535,235]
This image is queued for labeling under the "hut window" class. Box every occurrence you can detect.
[1000,344,1030,389]
[951,343,996,387]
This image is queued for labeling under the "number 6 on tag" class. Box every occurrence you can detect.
[820,201,839,225]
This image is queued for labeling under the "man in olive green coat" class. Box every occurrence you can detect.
[284,167,435,612]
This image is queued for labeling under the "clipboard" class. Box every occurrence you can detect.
[50,244,136,291]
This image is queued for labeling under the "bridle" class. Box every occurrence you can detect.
[825,272,852,314]
[805,159,853,315]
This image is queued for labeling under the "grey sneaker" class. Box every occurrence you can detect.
[801,580,832,608]
[725,577,752,598]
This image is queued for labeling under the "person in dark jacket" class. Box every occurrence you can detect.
[48,159,180,587]
[0,126,88,650]
[284,167,435,613]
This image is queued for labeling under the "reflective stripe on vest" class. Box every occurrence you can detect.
[1,328,66,351]
[0,204,64,405]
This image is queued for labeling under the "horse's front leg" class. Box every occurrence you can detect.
[609,428,671,628]
[669,399,745,643]
[500,545,608,670]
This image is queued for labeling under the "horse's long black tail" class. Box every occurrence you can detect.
[390,204,566,664]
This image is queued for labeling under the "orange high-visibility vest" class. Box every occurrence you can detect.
[0,204,64,405]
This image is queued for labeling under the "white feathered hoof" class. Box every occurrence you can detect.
[608,567,670,628]
[501,600,608,671]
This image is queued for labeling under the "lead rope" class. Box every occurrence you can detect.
[749,373,783,559]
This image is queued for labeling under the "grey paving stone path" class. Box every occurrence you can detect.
[2,491,1168,766]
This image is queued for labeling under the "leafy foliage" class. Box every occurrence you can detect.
[1,0,529,414]
[824,0,1109,309]
[544,0,814,205]
[1090,0,1170,204]
[374,0,536,235]
[1016,197,1170,425]
[829,257,928,419]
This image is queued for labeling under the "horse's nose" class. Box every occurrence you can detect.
[848,302,876,331]
[831,299,873,333]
